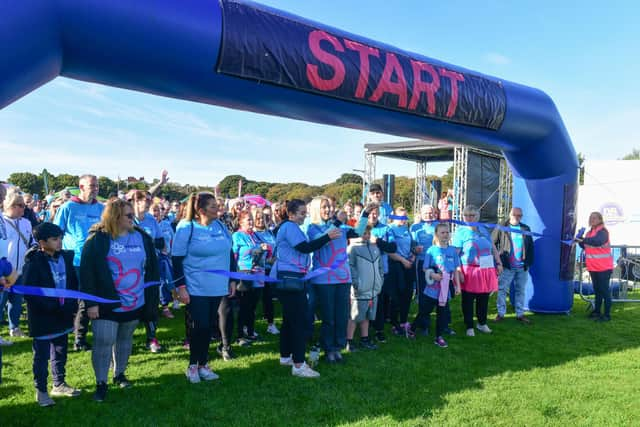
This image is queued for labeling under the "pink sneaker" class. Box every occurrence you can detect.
[161,307,175,319]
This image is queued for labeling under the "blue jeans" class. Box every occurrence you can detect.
[33,334,69,392]
[0,275,23,330]
[314,283,349,352]
[497,267,529,317]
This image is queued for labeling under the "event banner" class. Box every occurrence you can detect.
[217,0,506,130]
[560,182,578,281]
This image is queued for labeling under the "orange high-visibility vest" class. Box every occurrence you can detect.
[584,225,614,272]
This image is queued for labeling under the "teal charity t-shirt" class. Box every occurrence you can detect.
[54,200,104,266]
[306,222,350,284]
[410,221,437,261]
[371,222,394,274]
[452,226,493,267]
[173,219,232,297]
[107,231,146,312]
[423,245,460,300]
[509,225,525,268]
[274,221,310,274]
[389,223,413,259]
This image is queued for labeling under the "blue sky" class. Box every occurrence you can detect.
[1,0,638,188]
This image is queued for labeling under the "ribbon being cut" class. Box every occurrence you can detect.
[1,257,348,302]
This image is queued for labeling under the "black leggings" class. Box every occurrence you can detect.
[461,291,489,329]
[186,295,232,364]
[277,289,308,364]
[238,287,262,337]
[412,296,448,337]
[387,259,415,326]
[590,269,612,316]
[262,282,275,324]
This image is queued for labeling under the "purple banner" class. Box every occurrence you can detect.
[218,1,506,130]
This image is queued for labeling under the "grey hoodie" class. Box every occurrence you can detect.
[348,238,384,300]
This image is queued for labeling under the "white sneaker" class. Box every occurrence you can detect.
[9,328,25,338]
[198,365,219,381]
[279,356,293,366]
[267,324,280,335]
[466,328,475,337]
[477,324,493,334]
[0,336,13,346]
[186,365,201,383]
[148,338,162,353]
[292,362,320,378]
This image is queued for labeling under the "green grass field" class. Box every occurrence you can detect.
[1,294,639,427]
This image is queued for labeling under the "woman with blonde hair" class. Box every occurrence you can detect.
[306,196,369,363]
[2,190,34,338]
[80,198,159,402]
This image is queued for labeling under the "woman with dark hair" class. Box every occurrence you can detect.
[172,192,237,383]
[576,211,614,321]
[254,207,278,334]
[131,190,165,353]
[80,199,159,402]
[273,199,341,377]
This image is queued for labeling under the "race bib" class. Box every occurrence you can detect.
[479,255,494,269]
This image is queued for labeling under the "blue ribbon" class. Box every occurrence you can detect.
[1,281,162,303]
[389,214,409,221]
[446,219,577,245]
[1,257,349,301]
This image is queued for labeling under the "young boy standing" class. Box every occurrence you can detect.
[22,222,81,406]
[346,226,384,351]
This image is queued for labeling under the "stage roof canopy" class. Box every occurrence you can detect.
[364,140,502,163]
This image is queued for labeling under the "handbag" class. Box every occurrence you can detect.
[274,272,306,292]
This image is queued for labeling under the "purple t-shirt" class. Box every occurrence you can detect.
[107,231,146,313]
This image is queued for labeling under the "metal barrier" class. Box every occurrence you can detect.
[576,245,640,310]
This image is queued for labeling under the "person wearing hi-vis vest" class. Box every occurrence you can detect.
[575,211,614,322]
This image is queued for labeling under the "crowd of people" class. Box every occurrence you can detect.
[0,174,614,406]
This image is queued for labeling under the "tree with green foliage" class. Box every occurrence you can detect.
[621,149,640,160]
[335,173,362,185]
[7,172,43,194]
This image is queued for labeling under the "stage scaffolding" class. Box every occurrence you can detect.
[363,140,513,222]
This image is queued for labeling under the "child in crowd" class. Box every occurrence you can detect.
[22,222,81,406]
[412,222,461,348]
[346,226,383,351]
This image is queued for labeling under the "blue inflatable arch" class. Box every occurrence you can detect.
[1,0,578,312]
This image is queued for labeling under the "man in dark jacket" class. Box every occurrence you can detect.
[23,222,81,406]
[492,207,535,324]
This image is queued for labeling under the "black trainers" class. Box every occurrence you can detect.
[74,340,91,352]
[345,340,359,353]
[588,311,601,319]
[375,331,387,343]
[93,382,107,402]
[113,373,132,389]
[360,338,378,350]
[597,315,611,322]
[217,344,236,361]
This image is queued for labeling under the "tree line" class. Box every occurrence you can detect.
[4,170,455,212]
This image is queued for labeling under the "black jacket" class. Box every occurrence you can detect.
[492,221,535,270]
[80,226,160,321]
[22,248,78,338]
